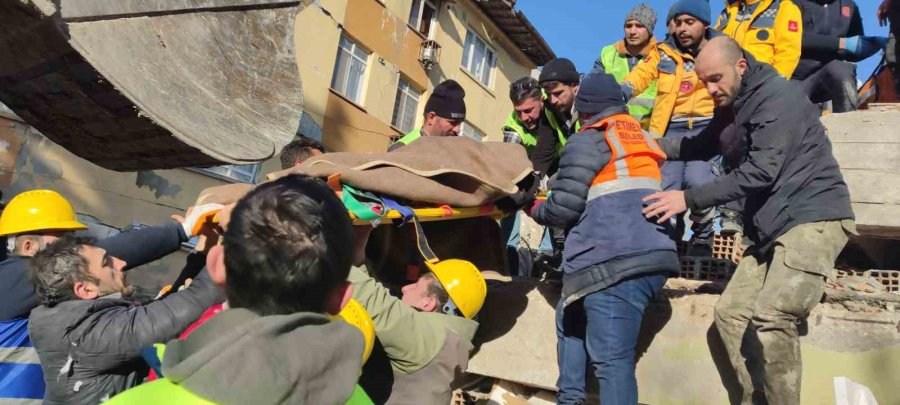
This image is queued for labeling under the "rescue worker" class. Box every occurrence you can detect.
[279,136,327,168]
[529,69,679,405]
[792,0,887,112]
[27,212,226,404]
[879,0,900,95]
[350,223,486,404]
[0,190,221,321]
[714,0,804,79]
[643,37,855,403]
[537,58,582,150]
[500,77,565,276]
[107,175,373,404]
[594,3,659,128]
[388,80,466,151]
[621,0,721,254]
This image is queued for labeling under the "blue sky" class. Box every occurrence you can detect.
[517,0,889,81]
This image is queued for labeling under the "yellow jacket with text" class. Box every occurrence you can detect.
[621,32,718,137]
[715,0,803,78]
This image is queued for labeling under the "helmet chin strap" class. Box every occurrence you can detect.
[442,299,461,317]
[6,235,16,253]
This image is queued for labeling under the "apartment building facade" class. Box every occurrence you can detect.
[293,0,555,151]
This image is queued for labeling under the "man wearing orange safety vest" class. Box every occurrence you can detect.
[527,69,679,405]
[715,0,804,78]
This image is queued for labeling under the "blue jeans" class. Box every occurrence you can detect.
[556,273,667,405]
[661,120,718,243]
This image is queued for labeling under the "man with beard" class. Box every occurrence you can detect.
[621,0,721,255]
[595,3,659,128]
[643,36,855,404]
[27,229,225,403]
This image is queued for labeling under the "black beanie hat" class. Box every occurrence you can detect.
[539,58,580,84]
[574,69,626,115]
[424,80,466,120]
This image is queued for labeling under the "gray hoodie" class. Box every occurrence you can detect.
[161,308,365,405]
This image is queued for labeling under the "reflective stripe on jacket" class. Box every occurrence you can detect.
[600,41,657,127]
[715,0,803,78]
[622,31,719,137]
[584,115,665,200]
[0,318,44,403]
[389,128,421,151]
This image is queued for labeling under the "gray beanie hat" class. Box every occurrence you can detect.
[625,3,657,32]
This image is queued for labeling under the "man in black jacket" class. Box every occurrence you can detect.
[792,0,887,112]
[27,219,225,403]
[642,37,855,404]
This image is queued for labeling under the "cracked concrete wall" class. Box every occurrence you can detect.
[0,114,282,290]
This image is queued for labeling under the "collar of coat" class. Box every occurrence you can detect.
[613,37,657,58]
[734,52,779,111]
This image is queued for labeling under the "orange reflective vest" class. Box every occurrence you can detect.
[582,114,666,200]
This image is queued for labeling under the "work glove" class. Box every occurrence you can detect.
[495,171,540,214]
[842,36,890,62]
[174,203,225,237]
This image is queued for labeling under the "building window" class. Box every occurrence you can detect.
[392,78,422,133]
[460,122,484,141]
[200,164,260,183]
[331,34,370,104]
[409,0,437,38]
[461,28,496,87]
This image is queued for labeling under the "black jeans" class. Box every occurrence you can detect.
[794,60,858,113]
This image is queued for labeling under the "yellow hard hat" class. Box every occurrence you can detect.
[0,190,87,236]
[426,259,487,319]
[337,299,375,364]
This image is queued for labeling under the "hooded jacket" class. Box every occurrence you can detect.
[532,107,679,306]
[157,308,365,404]
[28,269,224,405]
[658,53,853,253]
[622,30,722,137]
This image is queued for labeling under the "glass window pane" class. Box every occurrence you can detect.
[462,31,474,68]
[473,38,486,78]
[346,58,365,103]
[392,84,404,128]
[482,49,495,85]
[332,47,349,93]
[420,2,435,37]
[409,0,422,28]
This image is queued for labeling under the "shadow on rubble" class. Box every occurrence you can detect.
[470,279,537,356]
[635,292,673,365]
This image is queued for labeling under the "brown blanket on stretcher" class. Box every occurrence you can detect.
[266,136,532,206]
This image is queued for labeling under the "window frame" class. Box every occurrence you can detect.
[460,27,496,88]
[409,0,438,39]
[459,121,484,141]
[331,34,371,105]
[391,77,423,134]
[194,163,261,184]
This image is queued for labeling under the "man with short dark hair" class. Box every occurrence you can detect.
[279,136,327,169]
[389,80,466,151]
[643,36,855,403]
[595,3,659,127]
[538,58,582,147]
[108,175,369,404]
[500,77,566,275]
[622,0,722,255]
[28,232,224,404]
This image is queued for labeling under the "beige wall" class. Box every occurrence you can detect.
[297,0,540,149]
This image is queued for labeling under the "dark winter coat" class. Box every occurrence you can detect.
[792,0,864,80]
[0,221,190,321]
[659,53,854,254]
[27,221,224,404]
[533,106,678,306]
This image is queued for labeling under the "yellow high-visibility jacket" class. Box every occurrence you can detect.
[715,0,803,78]
[621,34,717,137]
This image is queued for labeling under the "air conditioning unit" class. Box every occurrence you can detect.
[419,40,441,70]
